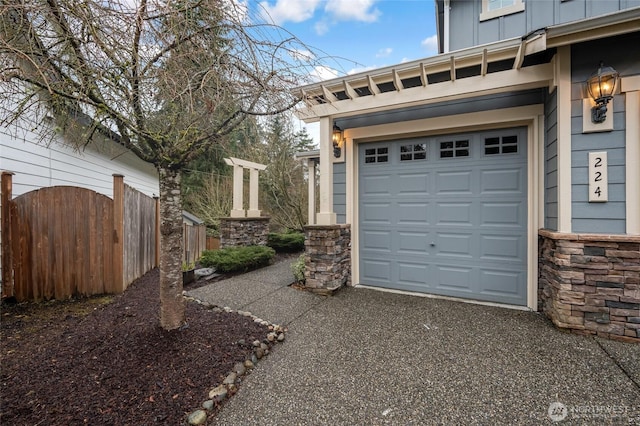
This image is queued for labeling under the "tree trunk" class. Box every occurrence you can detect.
[158,167,186,330]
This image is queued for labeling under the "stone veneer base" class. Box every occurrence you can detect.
[303,224,351,295]
[219,217,270,248]
[538,229,639,343]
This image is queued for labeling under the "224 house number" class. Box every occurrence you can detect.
[588,152,608,203]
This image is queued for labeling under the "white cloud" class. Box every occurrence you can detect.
[314,20,329,35]
[228,0,249,23]
[347,65,377,75]
[421,34,438,53]
[376,47,392,58]
[120,0,139,10]
[259,0,321,24]
[325,0,381,23]
[308,65,340,82]
[291,49,315,62]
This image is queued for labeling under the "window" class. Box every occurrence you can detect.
[480,0,524,21]
[484,135,518,155]
[400,143,427,161]
[487,0,515,11]
[364,147,389,163]
[440,140,469,158]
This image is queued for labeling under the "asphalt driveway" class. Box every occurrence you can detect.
[188,261,640,425]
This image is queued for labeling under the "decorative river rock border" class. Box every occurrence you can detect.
[182,295,286,425]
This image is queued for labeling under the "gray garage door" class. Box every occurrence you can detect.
[358,127,528,306]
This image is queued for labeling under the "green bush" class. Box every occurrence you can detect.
[291,254,306,283]
[199,246,275,273]
[267,231,305,252]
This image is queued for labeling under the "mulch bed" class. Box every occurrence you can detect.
[0,268,270,425]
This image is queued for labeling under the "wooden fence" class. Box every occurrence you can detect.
[123,183,158,286]
[206,236,220,250]
[184,222,206,266]
[1,173,158,301]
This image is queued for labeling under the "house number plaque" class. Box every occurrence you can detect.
[588,152,608,203]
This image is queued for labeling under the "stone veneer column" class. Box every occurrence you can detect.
[303,224,351,295]
[538,229,640,343]
[219,217,270,248]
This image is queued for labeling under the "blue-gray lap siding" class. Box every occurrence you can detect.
[333,162,346,224]
[448,0,640,52]
[570,33,639,234]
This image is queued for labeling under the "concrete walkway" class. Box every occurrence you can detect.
[187,259,640,425]
[187,259,325,326]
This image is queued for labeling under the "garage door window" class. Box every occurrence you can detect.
[365,147,389,163]
[484,135,518,155]
[440,140,469,158]
[400,143,427,161]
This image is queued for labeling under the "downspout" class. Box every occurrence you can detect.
[444,0,450,53]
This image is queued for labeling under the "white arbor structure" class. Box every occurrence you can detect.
[224,157,267,218]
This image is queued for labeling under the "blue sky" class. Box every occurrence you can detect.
[250,0,439,143]
[260,0,438,77]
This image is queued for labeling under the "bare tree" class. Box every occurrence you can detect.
[0,0,330,329]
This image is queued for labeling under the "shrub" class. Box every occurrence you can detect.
[267,231,305,253]
[291,254,306,283]
[181,261,195,271]
[199,246,275,273]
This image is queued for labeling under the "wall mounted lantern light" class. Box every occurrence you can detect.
[586,61,619,124]
[332,124,343,158]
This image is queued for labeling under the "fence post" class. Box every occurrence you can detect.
[1,172,14,298]
[154,196,160,268]
[113,174,125,292]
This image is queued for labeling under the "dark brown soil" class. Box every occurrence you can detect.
[0,268,269,425]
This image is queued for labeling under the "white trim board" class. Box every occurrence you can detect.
[345,104,544,311]
[620,75,640,235]
[625,90,640,235]
[555,46,572,233]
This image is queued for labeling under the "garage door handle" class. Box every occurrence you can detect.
[430,242,436,247]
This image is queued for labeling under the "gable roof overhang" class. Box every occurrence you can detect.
[294,7,640,123]
[546,6,640,48]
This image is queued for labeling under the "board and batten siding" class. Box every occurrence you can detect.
[448,0,640,51]
[569,33,639,234]
[545,88,559,231]
[0,127,159,199]
[333,162,346,224]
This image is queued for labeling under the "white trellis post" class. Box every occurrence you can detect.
[248,168,262,218]
[224,157,267,218]
[316,116,336,225]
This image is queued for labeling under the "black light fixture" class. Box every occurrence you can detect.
[332,124,343,158]
[587,61,619,123]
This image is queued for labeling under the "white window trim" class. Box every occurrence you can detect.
[480,0,525,22]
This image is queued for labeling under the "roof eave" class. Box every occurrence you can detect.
[294,6,640,97]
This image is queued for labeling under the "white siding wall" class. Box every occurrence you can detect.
[0,127,159,198]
